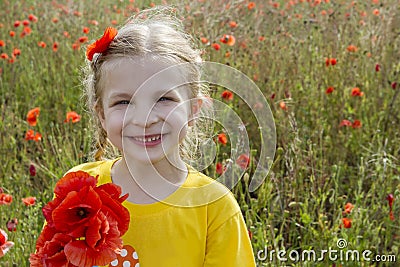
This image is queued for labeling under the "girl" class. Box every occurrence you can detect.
[69,7,256,266]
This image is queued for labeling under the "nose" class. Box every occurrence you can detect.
[124,103,160,128]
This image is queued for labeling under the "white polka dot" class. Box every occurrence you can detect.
[123,261,131,267]
[135,263,140,267]
[133,251,138,259]
[110,259,118,266]
[120,249,128,257]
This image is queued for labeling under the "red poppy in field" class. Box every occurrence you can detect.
[352,120,362,129]
[339,119,352,127]
[9,31,15,37]
[247,2,256,10]
[22,20,30,26]
[0,228,14,258]
[0,193,13,205]
[236,154,250,170]
[6,218,18,232]
[391,82,397,90]
[14,20,21,27]
[343,202,354,214]
[218,133,228,145]
[25,129,42,141]
[387,194,394,209]
[1,53,8,60]
[200,37,209,44]
[229,21,237,28]
[29,164,36,176]
[22,196,36,206]
[38,41,46,48]
[279,101,288,111]
[29,226,75,266]
[373,9,380,16]
[216,162,225,175]
[26,107,40,126]
[12,48,21,57]
[346,45,358,52]
[83,27,90,34]
[52,17,59,23]
[211,43,220,51]
[89,20,99,26]
[52,42,59,52]
[342,218,352,228]
[86,27,118,61]
[0,40,4,47]
[326,86,334,94]
[21,26,32,37]
[65,111,81,123]
[351,87,364,97]
[221,90,233,101]
[375,64,381,72]
[28,14,38,22]
[79,36,89,43]
[220,34,236,46]
[63,31,70,38]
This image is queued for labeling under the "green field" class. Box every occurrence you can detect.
[0,0,399,266]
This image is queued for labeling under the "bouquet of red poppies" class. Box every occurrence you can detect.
[29,171,130,267]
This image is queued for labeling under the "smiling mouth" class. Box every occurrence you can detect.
[131,134,162,143]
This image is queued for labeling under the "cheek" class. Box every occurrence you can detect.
[104,110,125,130]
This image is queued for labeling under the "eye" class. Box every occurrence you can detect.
[158,96,174,102]
[113,100,130,106]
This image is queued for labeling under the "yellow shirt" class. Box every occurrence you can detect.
[68,159,256,267]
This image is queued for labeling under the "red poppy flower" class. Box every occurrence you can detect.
[375,64,381,72]
[63,31,70,38]
[14,20,20,28]
[22,20,30,26]
[352,120,362,129]
[346,45,358,52]
[0,228,14,258]
[64,111,81,123]
[29,164,36,176]
[343,202,354,214]
[22,196,36,206]
[64,213,122,267]
[220,34,236,46]
[9,31,15,37]
[1,53,8,60]
[0,193,13,205]
[26,107,40,126]
[83,27,90,34]
[52,17,59,23]
[6,218,18,232]
[351,87,364,97]
[12,48,21,57]
[24,129,42,141]
[391,82,397,90]
[29,226,75,267]
[236,154,250,170]
[386,194,394,209]
[28,14,38,22]
[38,41,46,48]
[221,90,233,101]
[0,40,4,47]
[229,21,237,28]
[326,86,334,94]
[247,2,256,10]
[218,133,228,145]
[52,42,58,52]
[342,218,352,228]
[211,43,220,51]
[79,36,89,43]
[200,37,209,44]
[339,119,352,127]
[86,27,118,61]
[216,162,223,175]
[279,101,288,111]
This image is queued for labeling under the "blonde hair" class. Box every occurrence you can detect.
[83,6,210,161]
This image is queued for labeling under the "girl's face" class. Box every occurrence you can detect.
[98,56,195,165]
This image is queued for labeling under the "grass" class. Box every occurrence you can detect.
[0,0,399,266]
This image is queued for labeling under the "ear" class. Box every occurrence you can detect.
[188,98,203,126]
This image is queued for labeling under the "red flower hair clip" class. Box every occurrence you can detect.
[86,27,118,61]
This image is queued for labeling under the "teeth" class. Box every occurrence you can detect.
[133,135,161,143]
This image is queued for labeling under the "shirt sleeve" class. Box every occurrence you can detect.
[203,191,256,267]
